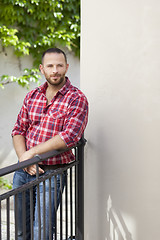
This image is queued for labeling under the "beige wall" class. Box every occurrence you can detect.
[81,1,160,240]
[0,47,80,169]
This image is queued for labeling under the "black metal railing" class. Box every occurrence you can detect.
[0,137,86,240]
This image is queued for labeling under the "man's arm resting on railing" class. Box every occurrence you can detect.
[12,134,44,175]
[12,135,27,159]
[13,134,67,175]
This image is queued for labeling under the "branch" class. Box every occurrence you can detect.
[0,68,41,89]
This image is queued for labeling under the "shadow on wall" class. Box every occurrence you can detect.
[106,195,133,240]
[86,124,137,240]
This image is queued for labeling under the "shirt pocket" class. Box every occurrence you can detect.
[49,108,67,119]
[44,109,67,133]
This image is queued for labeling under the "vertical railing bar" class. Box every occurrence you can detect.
[75,162,79,240]
[22,191,26,240]
[65,170,68,240]
[75,164,78,239]
[60,174,63,240]
[43,180,46,240]
[77,138,85,240]
[30,187,34,240]
[6,198,10,240]
[36,164,41,240]
[74,146,78,238]
[73,166,75,239]
[14,194,18,240]
[75,146,78,239]
[49,178,52,240]
[36,164,39,179]
[70,167,73,238]
[37,183,41,240]
[54,175,57,240]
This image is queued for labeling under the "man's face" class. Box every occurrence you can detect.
[40,52,69,87]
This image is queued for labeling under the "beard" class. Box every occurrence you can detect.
[45,73,66,86]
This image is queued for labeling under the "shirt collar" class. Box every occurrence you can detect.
[37,81,48,93]
[37,77,71,96]
[58,77,71,96]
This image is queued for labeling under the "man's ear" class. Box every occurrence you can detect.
[66,64,69,73]
[39,64,44,74]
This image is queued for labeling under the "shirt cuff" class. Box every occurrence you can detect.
[59,132,79,148]
[11,130,26,137]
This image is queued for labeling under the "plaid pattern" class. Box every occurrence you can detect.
[12,78,88,165]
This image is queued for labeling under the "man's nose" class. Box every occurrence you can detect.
[52,65,58,73]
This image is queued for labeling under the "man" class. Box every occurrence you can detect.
[12,48,88,239]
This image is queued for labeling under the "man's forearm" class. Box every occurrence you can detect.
[19,134,67,163]
[29,135,67,157]
[12,135,27,159]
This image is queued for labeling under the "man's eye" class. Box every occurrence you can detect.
[45,65,52,68]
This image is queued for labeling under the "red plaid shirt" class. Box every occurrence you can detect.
[12,78,88,165]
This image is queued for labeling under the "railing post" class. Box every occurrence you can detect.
[77,136,86,240]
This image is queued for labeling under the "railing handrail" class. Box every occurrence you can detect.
[0,137,87,177]
[0,161,77,201]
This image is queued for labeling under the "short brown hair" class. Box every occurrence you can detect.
[41,48,67,64]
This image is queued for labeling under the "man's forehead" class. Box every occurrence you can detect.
[43,52,66,64]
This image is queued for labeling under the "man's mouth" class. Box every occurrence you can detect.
[51,75,60,79]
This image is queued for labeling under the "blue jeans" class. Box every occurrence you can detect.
[13,169,65,240]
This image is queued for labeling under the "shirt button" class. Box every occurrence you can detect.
[43,108,47,114]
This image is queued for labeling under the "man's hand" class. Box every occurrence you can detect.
[19,150,44,175]
[25,164,44,175]
[13,134,67,176]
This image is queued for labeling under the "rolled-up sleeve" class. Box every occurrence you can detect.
[59,94,89,148]
[12,97,29,137]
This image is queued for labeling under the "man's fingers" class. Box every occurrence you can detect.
[26,167,35,175]
[39,167,44,174]
[26,165,36,175]
[26,165,44,175]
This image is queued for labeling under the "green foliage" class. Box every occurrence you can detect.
[0,0,80,88]
[0,25,31,55]
[0,68,41,89]
[0,177,12,189]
